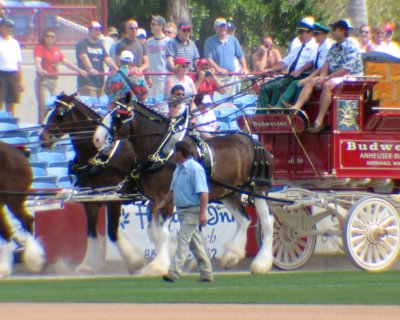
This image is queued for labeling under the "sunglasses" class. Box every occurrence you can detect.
[361,30,369,34]
[180,29,191,32]
[174,93,185,97]
[179,65,189,68]
[45,34,56,38]
[313,32,321,36]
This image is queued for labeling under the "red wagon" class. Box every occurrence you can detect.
[238,73,400,272]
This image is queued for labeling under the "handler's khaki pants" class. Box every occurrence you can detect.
[168,207,213,279]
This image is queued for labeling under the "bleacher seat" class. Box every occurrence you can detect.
[234,94,257,109]
[77,96,99,107]
[213,93,231,104]
[36,151,66,163]
[31,166,47,178]
[47,161,69,176]
[31,176,57,189]
[217,121,230,131]
[0,136,28,145]
[0,122,19,134]
[57,176,73,188]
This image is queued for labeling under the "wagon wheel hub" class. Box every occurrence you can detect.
[367,225,388,244]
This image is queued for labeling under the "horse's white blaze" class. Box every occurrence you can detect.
[22,235,46,273]
[117,231,144,273]
[251,198,274,274]
[75,236,104,274]
[142,220,171,275]
[0,241,13,278]
[93,114,112,149]
[220,200,249,268]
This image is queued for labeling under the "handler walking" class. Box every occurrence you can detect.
[156,141,213,282]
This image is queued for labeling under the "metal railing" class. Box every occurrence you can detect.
[4,5,97,46]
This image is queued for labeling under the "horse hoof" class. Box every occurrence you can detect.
[250,260,273,274]
[141,259,169,275]
[22,237,46,273]
[75,264,95,275]
[220,247,244,269]
[0,264,11,279]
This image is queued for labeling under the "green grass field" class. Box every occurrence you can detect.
[1,271,400,304]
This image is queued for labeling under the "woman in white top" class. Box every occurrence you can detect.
[191,93,218,139]
[165,57,197,98]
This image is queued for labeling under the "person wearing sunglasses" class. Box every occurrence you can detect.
[166,22,200,71]
[114,19,149,71]
[357,24,371,53]
[167,84,187,118]
[194,58,225,97]
[165,57,197,101]
[34,28,87,121]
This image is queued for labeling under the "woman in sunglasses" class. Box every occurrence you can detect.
[165,57,197,100]
[34,28,86,121]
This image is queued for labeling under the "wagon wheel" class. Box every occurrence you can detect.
[344,197,400,272]
[272,206,317,270]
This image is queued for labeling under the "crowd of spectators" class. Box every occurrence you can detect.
[0,6,399,123]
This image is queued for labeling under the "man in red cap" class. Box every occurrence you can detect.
[76,21,117,97]
[384,23,400,59]
[166,22,200,71]
[194,58,225,97]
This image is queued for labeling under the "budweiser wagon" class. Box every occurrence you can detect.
[237,60,400,272]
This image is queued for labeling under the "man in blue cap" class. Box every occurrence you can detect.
[290,19,362,133]
[278,22,332,107]
[257,18,317,111]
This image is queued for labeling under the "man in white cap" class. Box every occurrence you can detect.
[76,21,118,97]
[204,17,248,95]
[105,50,149,107]
[257,18,317,110]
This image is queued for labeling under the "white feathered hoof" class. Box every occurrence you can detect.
[0,263,12,279]
[141,257,170,276]
[250,256,273,274]
[117,232,144,273]
[22,236,46,273]
[75,263,96,275]
[220,246,245,269]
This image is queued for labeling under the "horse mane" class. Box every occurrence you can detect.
[130,100,169,122]
[56,92,103,121]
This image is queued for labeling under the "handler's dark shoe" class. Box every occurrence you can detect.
[162,273,178,282]
[199,275,214,282]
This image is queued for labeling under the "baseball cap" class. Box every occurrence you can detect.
[151,15,166,26]
[88,21,102,30]
[174,57,190,65]
[227,18,235,30]
[297,17,314,31]
[0,17,14,27]
[137,28,147,39]
[201,94,213,105]
[214,17,227,27]
[330,19,353,31]
[196,59,209,68]
[108,26,118,37]
[120,50,134,63]
[313,23,330,34]
[384,23,396,32]
[178,22,192,30]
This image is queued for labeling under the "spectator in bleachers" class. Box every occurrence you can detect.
[204,17,249,96]
[195,58,225,97]
[105,50,149,108]
[384,23,400,59]
[146,15,169,97]
[114,19,149,71]
[0,18,24,116]
[34,28,87,121]
[166,22,200,72]
[252,35,282,72]
[76,21,117,98]
[358,24,371,53]
[191,93,218,139]
[0,1,5,18]
[367,25,400,59]
[165,57,197,100]
[137,28,147,45]
[103,26,119,56]
[164,22,177,39]
[227,18,236,36]
[167,84,187,118]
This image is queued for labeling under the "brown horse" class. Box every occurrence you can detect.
[95,100,275,273]
[39,92,145,274]
[0,142,45,277]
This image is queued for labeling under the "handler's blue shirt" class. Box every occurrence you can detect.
[171,158,208,208]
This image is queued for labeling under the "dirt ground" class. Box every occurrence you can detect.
[3,303,400,320]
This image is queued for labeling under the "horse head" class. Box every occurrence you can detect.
[40,92,102,149]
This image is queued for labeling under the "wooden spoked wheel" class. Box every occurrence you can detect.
[344,197,400,272]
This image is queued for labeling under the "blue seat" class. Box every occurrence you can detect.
[0,111,12,118]
[57,176,73,188]
[213,93,230,104]
[31,166,47,177]
[78,96,100,107]
[47,161,70,176]
[32,176,57,189]
[234,94,257,108]
[0,136,28,145]
[64,150,76,161]
[229,120,240,130]
[0,122,19,134]
[98,95,109,106]
[217,121,230,131]
[36,151,66,163]
[30,161,47,169]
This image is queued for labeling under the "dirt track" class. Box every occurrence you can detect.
[3,303,400,320]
